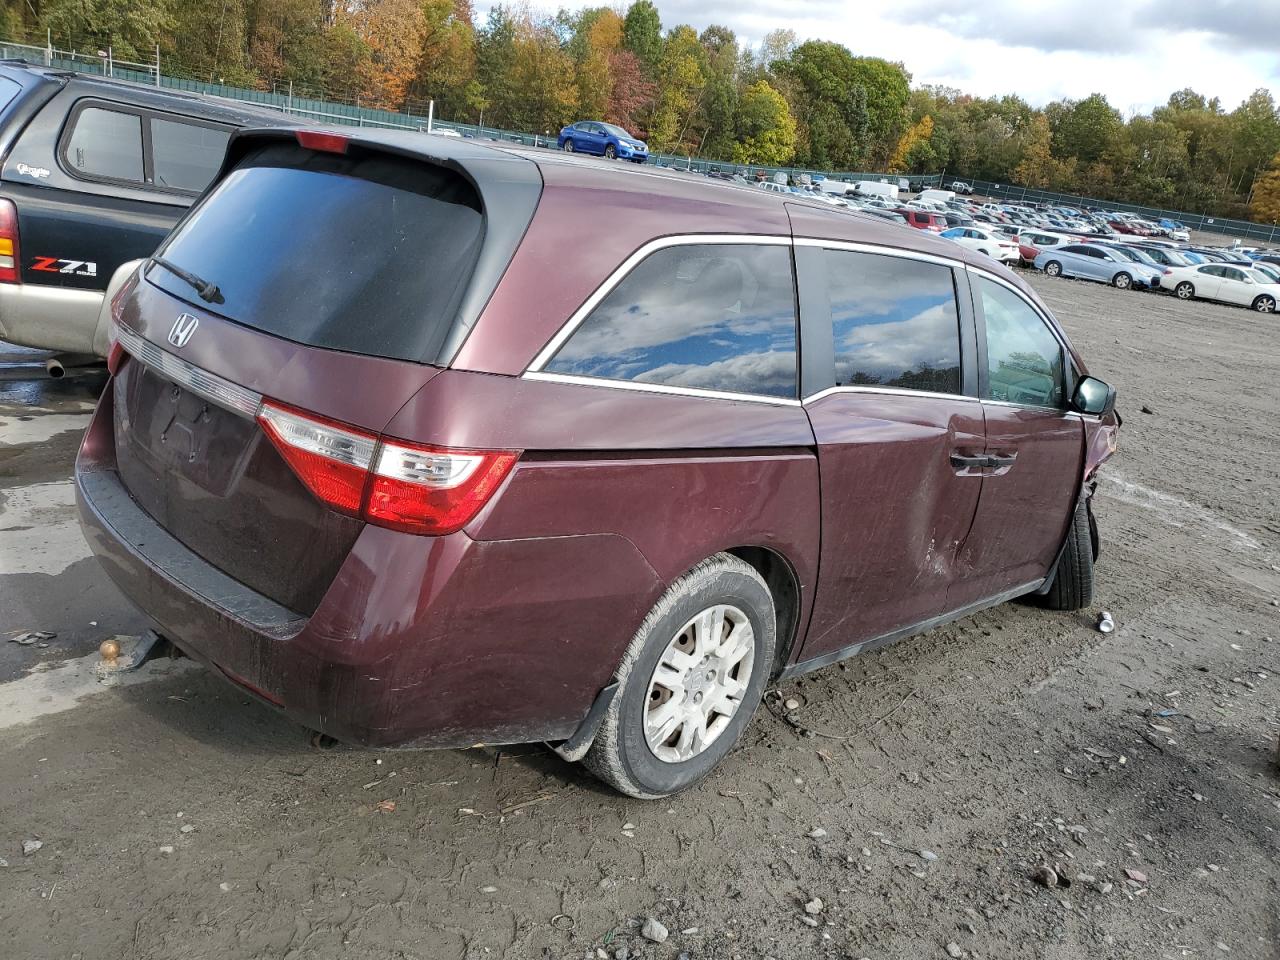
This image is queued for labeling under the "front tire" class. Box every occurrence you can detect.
[582,554,775,798]
[1044,260,1062,278]
[1175,281,1195,300]
[604,143,617,159]
[1253,295,1276,313]
[1041,498,1095,611]
[1112,272,1132,290]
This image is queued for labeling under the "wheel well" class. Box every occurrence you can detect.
[726,546,802,675]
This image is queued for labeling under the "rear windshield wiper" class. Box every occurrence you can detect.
[150,256,224,305]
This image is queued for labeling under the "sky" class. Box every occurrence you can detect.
[483,0,1280,115]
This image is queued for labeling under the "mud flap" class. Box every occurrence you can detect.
[1086,489,1100,561]
[548,681,618,763]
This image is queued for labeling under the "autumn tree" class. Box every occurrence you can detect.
[505,13,576,134]
[888,115,933,172]
[1250,152,1280,223]
[338,0,425,107]
[647,25,706,151]
[410,0,480,118]
[606,48,654,131]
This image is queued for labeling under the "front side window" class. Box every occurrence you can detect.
[545,243,798,399]
[64,106,143,182]
[978,277,1064,408]
[151,119,230,193]
[824,250,962,394]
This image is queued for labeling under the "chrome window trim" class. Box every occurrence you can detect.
[115,323,263,419]
[793,236,963,270]
[804,385,980,406]
[525,233,793,374]
[524,370,802,406]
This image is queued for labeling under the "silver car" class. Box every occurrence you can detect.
[1033,243,1163,290]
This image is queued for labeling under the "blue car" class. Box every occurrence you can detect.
[1033,243,1163,290]
[557,121,649,162]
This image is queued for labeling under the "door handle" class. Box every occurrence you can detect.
[950,453,988,475]
[987,453,1017,467]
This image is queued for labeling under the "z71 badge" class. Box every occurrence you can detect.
[30,256,97,277]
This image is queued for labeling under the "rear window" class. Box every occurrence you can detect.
[150,144,483,362]
[151,119,230,192]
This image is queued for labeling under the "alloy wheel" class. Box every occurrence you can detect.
[644,604,755,764]
[1045,262,1061,277]
[1256,296,1276,313]
[563,140,575,152]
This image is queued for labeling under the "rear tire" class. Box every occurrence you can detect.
[1252,295,1276,313]
[582,554,775,798]
[1175,281,1195,300]
[1044,260,1062,277]
[1112,272,1132,290]
[1041,498,1095,611]
[563,139,575,153]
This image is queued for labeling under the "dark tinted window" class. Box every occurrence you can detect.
[978,277,1064,408]
[545,243,798,399]
[0,76,21,113]
[824,250,962,394]
[152,119,230,192]
[151,144,483,362]
[64,107,143,182]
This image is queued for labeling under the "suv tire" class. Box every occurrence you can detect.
[1041,498,1095,611]
[583,554,775,798]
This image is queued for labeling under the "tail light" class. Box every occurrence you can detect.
[257,400,518,536]
[0,198,20,283]
[106,269,141,375]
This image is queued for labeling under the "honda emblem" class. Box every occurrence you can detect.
[168,313,199,348]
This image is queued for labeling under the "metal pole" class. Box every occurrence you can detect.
[155,43,161,86]
[288,80,293,114]
[46,30,52,66]
[426,99,434,133]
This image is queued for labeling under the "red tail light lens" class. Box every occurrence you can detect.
[257,401,517,535]
[367,441,518,535]
[0,198,21,284]
[257,402,375,516]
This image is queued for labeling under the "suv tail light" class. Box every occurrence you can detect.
[0,198,20,284]
[257,401,518,535]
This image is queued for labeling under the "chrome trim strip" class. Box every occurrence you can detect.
[803,385,980,405]
[524,233,792,372]
[524,370,802,406]
[116,324,263,419]
[792,236,963,270]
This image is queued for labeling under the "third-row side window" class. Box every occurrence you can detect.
[545,243,798,399]
[824,249,962,395]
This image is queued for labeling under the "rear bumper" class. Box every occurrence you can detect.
[76,380,661,748]
[0,282,103,354]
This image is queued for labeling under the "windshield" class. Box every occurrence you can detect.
[150,143,484,362]
[602,124,633,138]
[1248,268,1277,284]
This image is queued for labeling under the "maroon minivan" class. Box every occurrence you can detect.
[77,128,1119,797]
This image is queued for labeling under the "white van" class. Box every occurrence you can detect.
[919,188,956,204]
[819,179,855,196]
[854,180,899,201]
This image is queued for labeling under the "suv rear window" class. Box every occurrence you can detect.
[149,143,483,362]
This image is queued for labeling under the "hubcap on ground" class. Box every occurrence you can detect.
[644,604,755,764]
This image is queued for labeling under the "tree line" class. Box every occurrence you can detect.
[5,0,1280,221]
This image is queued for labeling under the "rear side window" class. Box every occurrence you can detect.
[150,144,484,362]
[64,107,143,182]
[977,277,1064,408]
[152,119,230,192]
[823,250,962,394]
[544,243,798,399]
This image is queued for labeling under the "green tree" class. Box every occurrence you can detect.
[731,79,795,165]
[647,24,706,151]
[41,0,175,62]
[1051,93,1122,164]
[621,0,661,72]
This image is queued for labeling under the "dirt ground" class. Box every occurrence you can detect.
[0,273,1277,960]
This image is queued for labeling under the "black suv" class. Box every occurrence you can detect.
[0,61,300,357]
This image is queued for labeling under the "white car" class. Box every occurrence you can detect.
[1164,263,1280,313]
[939,226,1020,264]
[1019,229,1074,251]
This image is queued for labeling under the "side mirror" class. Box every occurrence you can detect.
[1071,376,1116,416]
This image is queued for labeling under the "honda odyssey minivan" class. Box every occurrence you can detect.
[77,128,1120,798]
